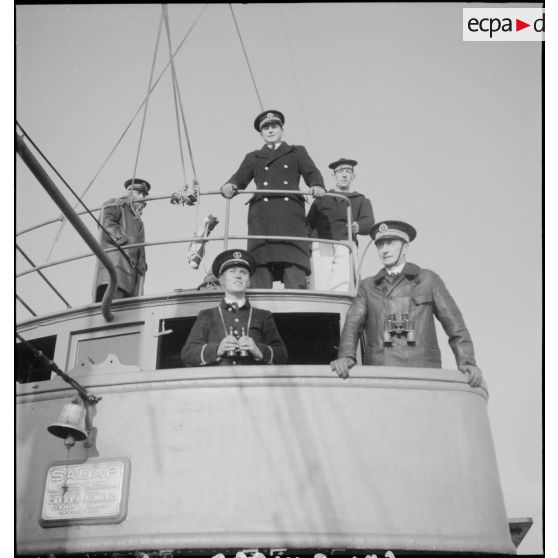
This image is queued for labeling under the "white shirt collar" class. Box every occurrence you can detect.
[224,296,246,307]
[385,262,405,276]
[266,142,282,150]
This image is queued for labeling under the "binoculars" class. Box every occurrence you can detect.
[383,313,416,345]
[226,326,249,358]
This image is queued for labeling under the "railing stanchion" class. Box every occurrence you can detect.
[223,197,231,251]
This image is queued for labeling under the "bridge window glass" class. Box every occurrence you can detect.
[69,325,142,369]
[16,335,57,383]
[273,312,340,365]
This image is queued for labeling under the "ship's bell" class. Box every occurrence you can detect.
[47,399,88,446]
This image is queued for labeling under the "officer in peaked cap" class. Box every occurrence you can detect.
[307,157,375,292]
[370,220,417,243]
[253,109,285,131]
[220,109,326,289]
[330,219,483,388]
[124,177,151,194]
[181,249,287,367]
[211,248,257,277]
[92,177,151,302]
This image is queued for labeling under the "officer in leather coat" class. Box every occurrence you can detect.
[330,220,483,387]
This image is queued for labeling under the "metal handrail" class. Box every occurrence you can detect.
[16,186,360,314]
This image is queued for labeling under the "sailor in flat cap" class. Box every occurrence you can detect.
[220,110,326,289]
[181,249,288,367]
[330,220,483,387]
[93,178,150,302]
[307,158,375,291]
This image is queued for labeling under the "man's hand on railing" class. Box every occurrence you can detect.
[330,356,356,379]
[352,222,359,235]
[311,186,326,198]
[220,183,238,199]
[458,364,483,388]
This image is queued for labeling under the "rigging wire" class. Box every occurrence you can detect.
[162,4,201,226]
[16,125,136,270]
[16,294,37,317]
[16,243,71,308]
[278,3,315,154]
[162,4,189,189]
[229,4,264,111]
[39,4,208,259]
[131,9,164,186]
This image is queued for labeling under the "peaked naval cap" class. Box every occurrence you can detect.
[370,220,417,243]
[212,249,257,277]
[328,158,358,171]
[124,178,151,194]
[254,110,285,131]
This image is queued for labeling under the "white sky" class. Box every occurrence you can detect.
[14,3,546,554]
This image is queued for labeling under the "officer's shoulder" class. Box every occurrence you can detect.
[414,266,442,281]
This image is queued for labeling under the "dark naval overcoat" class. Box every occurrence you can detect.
[227,142,324,275]
[180,299,288,367]
[92,197,147,299]
[337,262,477,368]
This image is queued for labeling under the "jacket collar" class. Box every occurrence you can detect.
[255,141,294,160]
[373,262,421,284]
[220,298,251,311]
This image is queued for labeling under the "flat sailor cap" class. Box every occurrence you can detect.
[328,158,358,171]
[212,249,257,277]
[370,220,417,243]
[124,178,151,194]
[254,110,285,131]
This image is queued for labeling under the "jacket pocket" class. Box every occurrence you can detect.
[413,292,433,305]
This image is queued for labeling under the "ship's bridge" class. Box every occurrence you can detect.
[15,137,522,557]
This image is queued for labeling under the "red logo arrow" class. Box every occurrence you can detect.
[516,19,530,31]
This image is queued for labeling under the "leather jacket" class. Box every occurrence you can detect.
[337,262,477,368]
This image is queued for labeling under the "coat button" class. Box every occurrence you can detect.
[263,181,268,186]
[284,164,288,168]
[284,197,289,201]
[263,197,268,202]
[264,167,269,171]
[234,318,239,322]
[283,181,288,184]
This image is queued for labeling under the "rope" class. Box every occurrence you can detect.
[16,126,136,270]
[37,4,209,259]
[229,4,264,111]
[16,333,101,404]
[131,9,164,185]
[163,4,189,188]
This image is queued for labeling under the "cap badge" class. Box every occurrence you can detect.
[379,223,389,232]
[266,112,275,119]
[233,251,242,259]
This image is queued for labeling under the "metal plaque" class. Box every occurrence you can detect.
[40,457,130,527]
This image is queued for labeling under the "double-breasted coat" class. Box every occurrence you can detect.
[227,142,324,274]
[337,262,477,368]
[92,197,147,299]
[180,300,288,366]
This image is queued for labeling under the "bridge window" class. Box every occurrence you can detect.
[156,313,340,368]
[16,335,57,383]
[69,325,142,369]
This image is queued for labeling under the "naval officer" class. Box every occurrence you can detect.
[181,249,288,367]
[330,220,483,387]
[221,110,325,289]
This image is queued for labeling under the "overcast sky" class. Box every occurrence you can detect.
[15,3,544,553]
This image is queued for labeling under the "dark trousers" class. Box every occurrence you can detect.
[251,264,308,289]
[95,285,130,302]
